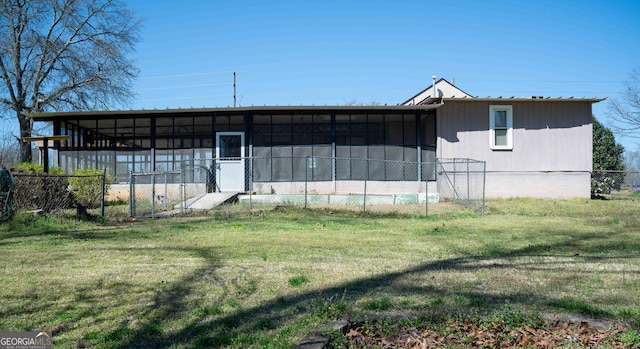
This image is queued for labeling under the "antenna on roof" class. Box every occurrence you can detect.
[233,72,236,108]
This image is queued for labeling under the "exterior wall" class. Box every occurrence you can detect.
[252,180,436,195]
[109,183,205,201]
[437,100,593,198]
[486,172,590,199]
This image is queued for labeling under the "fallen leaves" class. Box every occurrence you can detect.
[338,317,630,348]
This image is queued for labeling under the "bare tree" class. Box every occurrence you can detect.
[0,0,141,162]
[609,67,640,137]
[0,131,20,166]
[342,99,383,106]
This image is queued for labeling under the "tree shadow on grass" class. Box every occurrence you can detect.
[0,214,220,244]
[104,231,640,348]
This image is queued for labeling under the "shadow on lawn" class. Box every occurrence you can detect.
[0,214,218,244]
[105,231,639,348]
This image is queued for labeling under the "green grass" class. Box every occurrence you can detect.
[0,197,639,348]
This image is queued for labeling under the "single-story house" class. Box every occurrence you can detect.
[29,78,601,199]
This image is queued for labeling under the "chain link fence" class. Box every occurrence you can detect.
[591,170,640,196]
[130,157,486,218]
[129,171,185,218]
[6,171,107,217]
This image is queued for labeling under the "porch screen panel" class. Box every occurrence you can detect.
[134,118,151,150]
[385,145,404,180]
[313,115,331,180]
[313,115,331,144]
[135,150,151,172]
[194,116,214,139]
[174,116,194,149]
[155,149,173,171]
[174,149,193,171]
[252,147,272,181]
[350,146,367,180]
[272,146,292,181]
[59,150,78,173]
[403,114,417,146]
[115,151,133,178]
[366,115,384,180]
[292,146,312,181]
[252,115,272,182]
[381,115,402,181]
[403,147,418,180]
[421,148,436,181]
[313,145,332,180]
[155,117,173,149]
[421,113,437,181]
[350,115,367,180]
[335,115,350,180]
[368,144,385,180]
[229,114,244,131]
[272,115,292,146]
[385,114,403,145]
[335,146,350,180]
[270,115,292,181]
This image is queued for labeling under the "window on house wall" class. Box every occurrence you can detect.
[489,105,513,150]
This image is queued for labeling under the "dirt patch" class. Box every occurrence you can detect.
[332,314,631,348]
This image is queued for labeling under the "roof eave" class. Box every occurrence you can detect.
[28,104,443,121]
[442,97,607,103]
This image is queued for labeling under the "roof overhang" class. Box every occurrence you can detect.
[28,104,443,121]
[442,97,607,103]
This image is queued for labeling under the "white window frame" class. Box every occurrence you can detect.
[489,105,513,150]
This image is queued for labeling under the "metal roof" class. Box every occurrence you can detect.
[28,104,442,120]
[443,96,606,102]
[27,96,605,121]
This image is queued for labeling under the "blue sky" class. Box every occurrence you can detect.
[3,0,640,150]
[128,0,639,146]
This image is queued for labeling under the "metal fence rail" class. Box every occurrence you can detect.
[130,157,486,218]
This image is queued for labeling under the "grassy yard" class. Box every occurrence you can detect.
[0,196,639,348]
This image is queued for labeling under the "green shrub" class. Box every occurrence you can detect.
[69,169,111,209]
[12,162,65,175]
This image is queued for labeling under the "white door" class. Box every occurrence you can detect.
[216,132,245,192]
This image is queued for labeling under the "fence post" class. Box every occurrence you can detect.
[151,171,156,219]
[180,169,185,214]
[305,156,309,209]
[249,157,252,210]
[466,159,470,207]
[363,159,368,212]
[101,169,106,217]
[163,172,168,211]
[425,162,429,217]
[481,161,486,215]
[129,170,134,217]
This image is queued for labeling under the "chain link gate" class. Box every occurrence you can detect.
[129,171,184,218]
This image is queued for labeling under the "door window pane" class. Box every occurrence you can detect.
[220,135,241,158]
